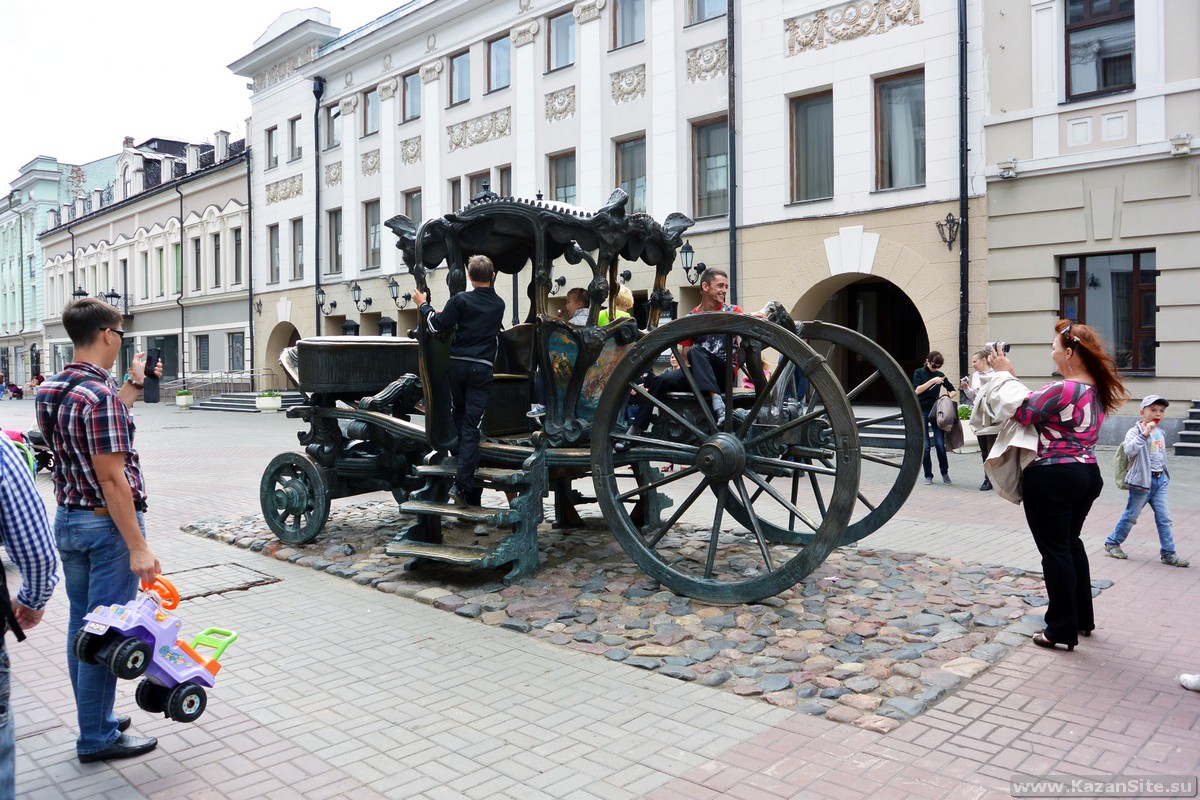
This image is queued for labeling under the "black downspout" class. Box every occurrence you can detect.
[175,184,187,388]
[726,0,738,305]
[957,0,970,377]
[247,149,257,392]
[313,77,326,336]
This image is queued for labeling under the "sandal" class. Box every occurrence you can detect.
[1032,632,1075,652]
[660,463,675,473]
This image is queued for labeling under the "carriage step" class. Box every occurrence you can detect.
[398,499,520,526]
[384,537,511,565]
[413,464,530,486]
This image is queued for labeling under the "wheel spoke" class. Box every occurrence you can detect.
[625,383,708,443]
[743,407,826,450]
[745,468,821,532]
[855,410,905,429]
[617,464,701,501]
[672,343,719,431]
[735,477,775,572]
[746,452,838,477]
[722,333,734,433]
[845,369,881,403]
[704,483,728,579]
[861,450,904,469]
[807,469,827,518]
[645,476,712,548]
[736,356,788,438]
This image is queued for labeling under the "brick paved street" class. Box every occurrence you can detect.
[2,400,1197,799]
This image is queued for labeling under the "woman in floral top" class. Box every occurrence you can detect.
[990,320,1127,652]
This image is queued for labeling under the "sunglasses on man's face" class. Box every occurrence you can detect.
[102,327,125,339]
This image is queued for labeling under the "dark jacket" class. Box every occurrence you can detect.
[419,286,505,365]
[912,366,954,417]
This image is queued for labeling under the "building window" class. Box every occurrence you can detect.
[291,218,304,279]
[211,232,222,288]
[123,166,132,198]
[192,238,202,291]
[327,210,343,274]
[791,91,834,202]
[548,11,576,70]
[450,51,471,105]
[405,190,423,224]
[549,152,576,206]
[449,178,462,211]
[195,334,209,372]
[402,72,421,121]
[288,116,303,160]
[364,201,381,269]
[268,225,280,283]
[154,249,165,297]
[498,165,512,197]
[325,106,341,148]
[1060,251,1156,372]
[469,171,490,199]
[266,126,279,169]
[876,71,925,190]
[690,0,725,24]
[363,88,380,135]
[232,229,243,284]
[613,0,645,49]
[140,253,149,299]
[228,332,245,371]
[616,137,646,213]
[693,118,728,218]
[488,36,511,92]
[172,246,181,293]
[1066,0,1135,100]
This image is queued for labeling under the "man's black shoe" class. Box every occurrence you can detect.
[980,478,992,491]
[78,734,158,763]
[448,486,469,508]
[117,715,131,732]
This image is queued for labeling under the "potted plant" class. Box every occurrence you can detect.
[175,389,194,409]
[256,390,282,413]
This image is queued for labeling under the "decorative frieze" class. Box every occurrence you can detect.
[339,95,358,116]
[573,0,605,24]
[447,109,512,152]
[401,136,422,165]
[266,175,303,204]
[610,65,646,104]
[378,78,398,100]
[362,150,381,177]
[786,0,922,56]
[252,45,318,92]
[421,60,443,84]
[545,87,576,122]
[325,162,342,187]
[512,20,539,47]
[687,42,727,83]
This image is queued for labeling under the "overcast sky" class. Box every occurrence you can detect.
[0,1,402,184]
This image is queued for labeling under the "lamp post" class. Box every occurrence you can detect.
[679,240,703,285]
[350,281,372,312]
[386,276,411,309]
[316,286,337,316]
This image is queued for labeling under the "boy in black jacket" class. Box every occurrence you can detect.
[413,255,505,506]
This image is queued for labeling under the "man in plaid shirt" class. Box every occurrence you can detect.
[35,298,161,764]
[0,433,59,798]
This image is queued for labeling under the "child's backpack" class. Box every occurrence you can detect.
[1114,446,1130,490]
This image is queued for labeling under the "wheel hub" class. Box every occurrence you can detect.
[273,479,308,514]
[695,433,746,481]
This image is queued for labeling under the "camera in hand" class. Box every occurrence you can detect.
[143,348,161,403]
[986,341,1010,353]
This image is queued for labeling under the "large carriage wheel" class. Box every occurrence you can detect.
[591,313,860,604]
[723,320,924,547]
[260,453,331,545]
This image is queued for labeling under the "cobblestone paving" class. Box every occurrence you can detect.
[185,501,1108,735]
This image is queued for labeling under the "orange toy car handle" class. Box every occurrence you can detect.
[140,574,180,610]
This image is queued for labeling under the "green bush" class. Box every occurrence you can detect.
[958,404,972,420]
[175,389,193,397]
[258,390,281,398]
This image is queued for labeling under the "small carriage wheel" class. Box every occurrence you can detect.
[591,313,861,604]
[259,453,332,545]
[722,320,924,547]
[108,637,151,680]
[166,683,207,723]
[136,678,170,715]
[72,629,110,666]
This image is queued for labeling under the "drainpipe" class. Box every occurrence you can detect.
[726,0,738,305]
[175,183,187,388]
[956,0,970,376]
[312,76,326,336]
[246,147,257,392]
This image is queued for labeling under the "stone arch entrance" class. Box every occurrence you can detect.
[264,322,301,389]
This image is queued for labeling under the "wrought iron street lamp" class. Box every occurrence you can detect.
[350,281,372,312]
[316,286,337,316]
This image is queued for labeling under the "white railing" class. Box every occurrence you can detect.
[161,368,282,398]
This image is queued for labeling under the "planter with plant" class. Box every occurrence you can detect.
[256,390,282,413]
[175,390,194,409]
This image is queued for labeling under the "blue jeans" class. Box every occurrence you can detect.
[0,646,14,800]
[1105,473,1175,557]
[923,419,949,478]
[54,507,142,756]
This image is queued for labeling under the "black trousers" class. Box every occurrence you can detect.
[1022,461,1102,645]
[632,349,728,432]
[448,359,493,498]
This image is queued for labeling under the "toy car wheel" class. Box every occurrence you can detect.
[107,637,152,680]
[135,678,169,715]
[72,629,110,666]
[166,683,207,723]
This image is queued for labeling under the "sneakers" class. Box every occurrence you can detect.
[1104,543,1128,560]
[924,476,933,485]
[979,478,992,491]
[711,395,726,428]
[1162,554,1190,567]
[526,404,545,419]
[1181,673,1200,691]
[448,485,469,508]
[942,474,952,485]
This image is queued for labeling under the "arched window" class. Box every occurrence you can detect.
[123,166,131,198]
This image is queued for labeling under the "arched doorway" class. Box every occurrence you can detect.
[264,322,301,389]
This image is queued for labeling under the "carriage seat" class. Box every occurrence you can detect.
[493,323,535,379]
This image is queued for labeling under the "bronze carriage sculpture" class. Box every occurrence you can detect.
[259,189,924,603]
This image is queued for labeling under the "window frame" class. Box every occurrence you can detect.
[689,0,726,25]
[549,151,577,206]
[402,71,421,122]
[790,90,835,203]
[612,0,645,50]
[192,238,202,291]
[232,228,243,285]
[195,334,210,372]
[267,224,280,284]
[228,332,245,371]
[450,50,471,106]
[874,69,926,192]
[211,232,222,288]
[290,218,304,280]
[497,165,512,197]
[363,88,381,136]
[449,178,462,211]
[325,105,342,148]
[547,11,576,71]
[327,209,343,275]
[692,117,729,219]
[364,200,381,269]
[139,252,149,299]
[404,190,423,225]
[288,116,303,161]
[615,136,647,213]
[487,35,511,93]
[1059,249,1157,373]
[468,171,490,200]
[1065,0,1136,101]
[265,126,279,169]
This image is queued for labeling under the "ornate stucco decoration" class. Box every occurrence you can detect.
[421,60,443,84]
[545,87,576,122]
[362,149,381,176]
[400,136,422,165]
[573,0,605,24]
[687,42,727,83]
[786,0,922,55]
[426,34,437,53]
[519,0,532,11]
[266,175,303,204]
[344,71,354,87]
[378,78,398,100]
[447,109,512,152]
[383,54,392,71]
[611,65,646,104]
[253,45,318,92]
[325,162,342,187]
[339,95,359,116]
[512,20,539,47]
